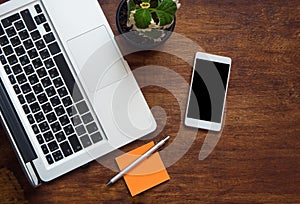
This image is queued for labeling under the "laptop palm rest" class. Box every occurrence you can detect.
[67,26,128,94]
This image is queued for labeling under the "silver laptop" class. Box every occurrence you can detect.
[0,0,156,186]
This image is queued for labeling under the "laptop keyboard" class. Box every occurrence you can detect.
[0,4,103,165]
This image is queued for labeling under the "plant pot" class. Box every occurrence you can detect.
[116,0,176,50]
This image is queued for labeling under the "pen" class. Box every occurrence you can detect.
[106,136,170,186]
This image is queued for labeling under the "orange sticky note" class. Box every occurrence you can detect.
[115,142,170,196]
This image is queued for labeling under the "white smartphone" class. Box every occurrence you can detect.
[185,52,232,131]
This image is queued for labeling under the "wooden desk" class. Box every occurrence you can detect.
[0,0,299,203]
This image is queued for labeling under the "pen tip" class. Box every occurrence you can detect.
[106,181,112,187]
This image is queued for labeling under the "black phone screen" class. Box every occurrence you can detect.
[187,59,230,123]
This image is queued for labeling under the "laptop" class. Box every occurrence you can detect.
[0,0,157,187]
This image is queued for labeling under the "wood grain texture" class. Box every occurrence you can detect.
[0,0,299,203]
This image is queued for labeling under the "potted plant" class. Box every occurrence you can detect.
[116,0,181,49]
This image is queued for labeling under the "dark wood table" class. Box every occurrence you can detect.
[0,0,299,203]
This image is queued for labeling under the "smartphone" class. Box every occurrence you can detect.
[185,52,232,131]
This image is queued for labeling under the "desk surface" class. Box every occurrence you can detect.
[0,0,299,203]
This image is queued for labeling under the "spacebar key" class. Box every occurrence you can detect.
[54,54,83,102]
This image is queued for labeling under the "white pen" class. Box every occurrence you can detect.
[106,136,170,186]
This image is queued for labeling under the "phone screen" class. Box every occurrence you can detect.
[187,59,230,123]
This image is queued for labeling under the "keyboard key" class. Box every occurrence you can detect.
[18,95,26,104]
[55,131,66,142]
[43,23,51,32]
[48,68,59,78]
[71,115,82,126]
[64,124,74,136]
[54,105,65,116]
[34,14,46,25]
[34,111,45,123]
[23,39,34,49]
[50,96,61,107]
[7,54,18,65]
[33,83,43,94]
[41,77,52,88]
[14,20,25,31]
[19,55,30,65]
[30,102,40,113]
[66,106,77,117]
[86,122,98,134]
[76,101,89,114]
[25,93,36,103]
[0,36,9,46]
[3,65,11,74]
[45,86,56,97]
[62,96,72,107]
[21,83,31,94]
[48,141,59,152]
[35,4,42,13]
[21,9,36,31]
[59,115,70,126]
[13,84,21,94]
[6,27,16,37]
[15,46,25,56]
[32,124,40,134]
[24,64,34,75]
[43,32,55,44]
[19,29,29,40]
[46,112,57,123]
[10,36,21,47]
[80,135,92,148]
[40,49,50,59]
[16,73,27,84]
[49,42,61,55]
[2,13,20,28]
[44,131,54,142]
[52,150,63,161]
[0,55,7,64]
[36,134,44,144]
[68,135,82,152]
[75,125,86,136]
[39,121,49,132]
[35,39,45,50]
[41,144,49,154]
[90,132,103,144]
[32,57,43,68]
[12,64,22,75]
[51,122,61,133]
[0,24,4,36]
[42,102,52,113]
[28,48,38,59]
[60,141,73,157]
[8,75,16,84]
[36,67,47,78]
[37,93,47,104]
[53,77,63,88]
[27,114,35,124]
[57,87,68,97]
[28,74,39,85]
[22,104,30,114]
[44,58,54,69]
[3,45,13,55]
[46,155,54,165]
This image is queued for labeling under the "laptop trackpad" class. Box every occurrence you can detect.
[67,26,127,93]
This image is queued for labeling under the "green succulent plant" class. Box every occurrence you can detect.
[127,0,181,32]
